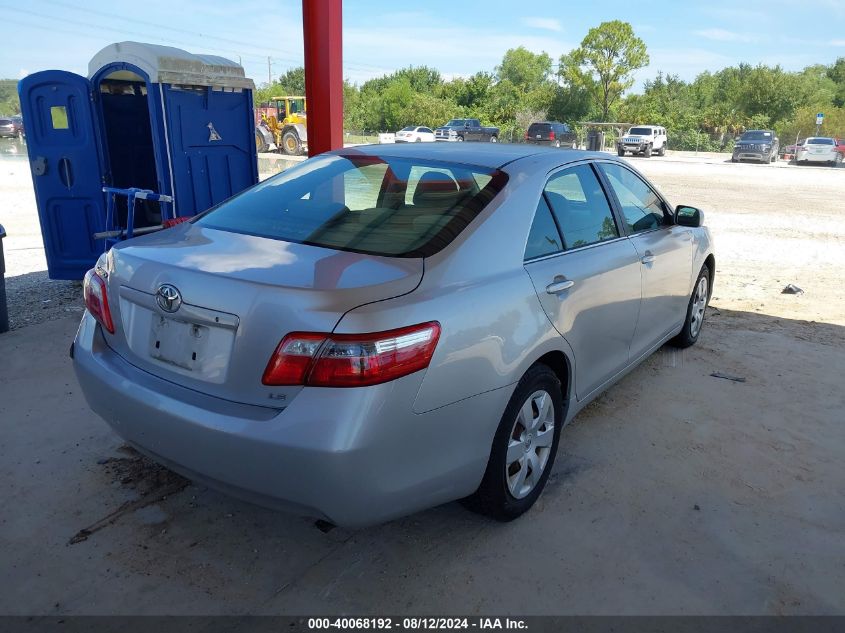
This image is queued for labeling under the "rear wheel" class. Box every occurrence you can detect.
[617,148,625,157]
[834,154,843,167]
[456,135,464,142]
[658,144,666,156]
[670,265,710,348]
[415,137,422,142]
[464,364,563,521]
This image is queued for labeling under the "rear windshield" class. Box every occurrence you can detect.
[740,131,772,141]
[628,127,654,136]
[528,123,551,133]
[806,137,834,145]
[196,153,508,258]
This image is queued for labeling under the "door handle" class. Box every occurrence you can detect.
[546,279,575,294]
[640,253,655,264]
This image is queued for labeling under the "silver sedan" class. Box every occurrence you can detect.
[73,144,715,527]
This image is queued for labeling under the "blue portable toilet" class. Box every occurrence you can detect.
[18,42,259,280]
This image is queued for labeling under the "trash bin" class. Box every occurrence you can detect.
[587,130,605,151]
[0,224,8,334]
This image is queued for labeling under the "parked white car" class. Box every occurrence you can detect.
[395,126,435,143]
[796,137,842,166]
[617,125,668,158]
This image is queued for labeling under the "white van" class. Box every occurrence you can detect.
[618,125,668,157]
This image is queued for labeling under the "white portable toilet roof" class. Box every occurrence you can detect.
[88,41,255,90]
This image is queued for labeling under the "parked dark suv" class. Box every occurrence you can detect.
[525,121,578,148]
[732,130,779,163]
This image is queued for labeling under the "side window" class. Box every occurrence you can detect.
[544,164,619,249]
[599,162,668,234]
[524,197,563,260]
[420,127,433,134]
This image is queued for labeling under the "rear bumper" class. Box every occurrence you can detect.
[796,152,836,163]
[72,313,507,527]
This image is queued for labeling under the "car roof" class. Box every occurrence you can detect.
[330,143,616,170]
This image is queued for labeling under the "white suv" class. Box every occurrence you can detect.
[618,125,667,158]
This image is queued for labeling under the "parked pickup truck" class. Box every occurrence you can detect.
[435,118,499,142]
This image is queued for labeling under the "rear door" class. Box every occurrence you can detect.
[18,70,106,280]
[524,162,642,399]
[597,161,693,358]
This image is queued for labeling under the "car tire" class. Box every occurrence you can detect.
[731,158,738,163]
[770,152,777,163]
[456,135,464,142]
[835,154,843,167]
[617,149,625,157]
[658,144,666,156]
[644,145,652,158]
[415,137,422,142]
[464,364,564,522]
[670,265,710,349]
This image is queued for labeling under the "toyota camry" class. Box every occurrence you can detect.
[73,143,714,527]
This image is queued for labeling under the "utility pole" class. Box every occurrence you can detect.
[268,56,272,85]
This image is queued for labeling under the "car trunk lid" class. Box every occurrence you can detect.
[101,222,423,408]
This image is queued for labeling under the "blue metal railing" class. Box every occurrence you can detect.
[96,187,175,248]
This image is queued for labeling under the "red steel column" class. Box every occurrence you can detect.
[302,0,343,156]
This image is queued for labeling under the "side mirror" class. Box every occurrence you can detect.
[675,205,703,228]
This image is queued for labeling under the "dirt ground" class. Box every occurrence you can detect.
[1,140,844,616]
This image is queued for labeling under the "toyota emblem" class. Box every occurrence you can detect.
[155,284,182,313]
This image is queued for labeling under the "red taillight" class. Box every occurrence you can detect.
[524,131,529,139]
[262,322,441,387]
[549,130,555,140]
[83,268,114,334]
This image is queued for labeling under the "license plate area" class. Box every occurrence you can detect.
[149,316,209,371]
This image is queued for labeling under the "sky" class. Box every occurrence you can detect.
[2,0,845,90]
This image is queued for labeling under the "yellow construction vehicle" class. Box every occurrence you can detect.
[255,96,308,155]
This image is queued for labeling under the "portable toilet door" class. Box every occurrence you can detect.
[18,70,108,280]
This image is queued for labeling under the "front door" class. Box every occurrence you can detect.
[597,162,694,358]
[18,71,105,280]
[523,163,642,399]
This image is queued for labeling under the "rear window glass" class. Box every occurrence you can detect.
[806,137,834,145]
[196,153,508,258]
[528,123,551,134]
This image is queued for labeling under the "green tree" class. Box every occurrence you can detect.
[562,21,649,121]
[496,47,553,93]
[0,79,20,116]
